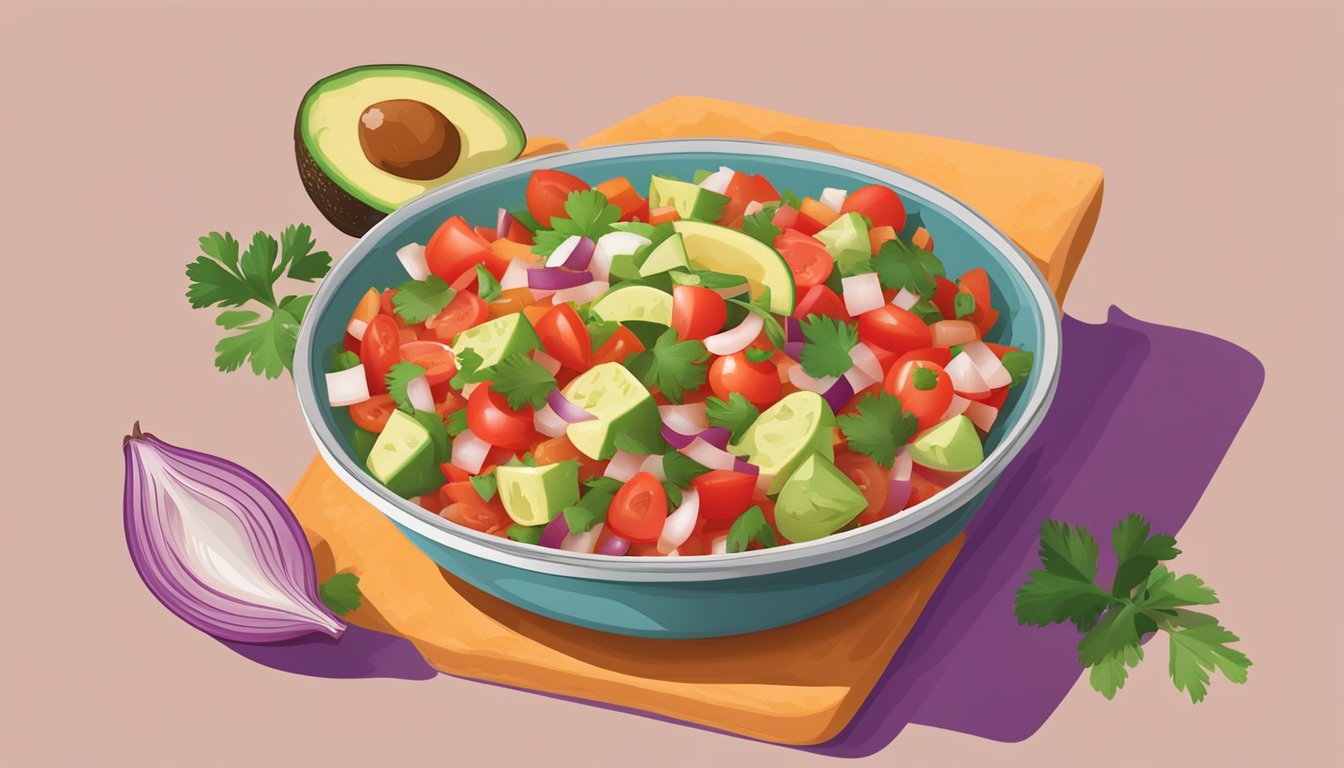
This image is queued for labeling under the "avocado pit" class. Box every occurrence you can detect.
[358,99,461,180]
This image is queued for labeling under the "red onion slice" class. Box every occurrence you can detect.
[533,404,567,438]
[451,430,491,473]
[326,365,370,407]
[531,350,562,376]
[849,342,884,383]
[682,438,738,471]
[529,267,594,291]
[892,448,913,482]
[661,425,696,450]
[405,375,435,412]
[788,365,838,394]
[733,459,760,476]
[704,312,763,356]
[596,531,631,556]
[657,488,700,554]
[545,235,595,270]
[782,340,805,361]
[547,388,595,423]
[699,427,732,450]
[842,272,885,316]
[496,208,515,237]
[538,514,569,549]
[885,478,914,513]
[658,403,708,433]
[638,454,667,482]
[822,375,856,413]
[785,316,804,343]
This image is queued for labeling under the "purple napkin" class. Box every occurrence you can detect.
[218,308,1263,754]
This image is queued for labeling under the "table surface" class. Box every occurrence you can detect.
[2,1,1340,766]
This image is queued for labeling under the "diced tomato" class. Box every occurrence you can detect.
[836,453,892,526]
[793,284,848,322]
[774,229,833,289]
[590,325,644,366]
[671,285,727,341]
[857,305,933,355]
[606,472,667,544]
[426,216,502,284]
[440,463,471,484]
[466,384,535,450]
[691,470,757,522]
[474,226,498,242]
[868,225,897,255]
[527,169,588,228]
[911,227,934,252]
[402,341,457,394]
[709,352,782,407]
[360,315,402,395]
[441,502,510,535]
[799,197,839,227]
[534,304,592,370]
[594,177,645,219]
[648,206,681,226]
[348,288,381,336]
[983,386,1010,409]
[627,198,650,223]
[906,471,945,509]
[415,494,444,514]
[505,219,534,245]
[957,268,999,334]
[720,172,780,223]
[840,185,907,232]
[931,277,958,320]
[349,394,396,432]
[426,291,489,343]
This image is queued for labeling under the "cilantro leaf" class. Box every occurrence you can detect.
[726,506,777,553]
[216,309,260,329]
[449,348,488,390]
[385,362,427,413]
[560,189,621,238]
[470,472,498,502]
[318,572,362,616]
[563,505,602,535]
[706,393,760,444]
[187,232,251,308]
[1110,513,1181,598]
[1015,521,1109,630]
[745,347,774,363]
[510,208,540,233]
[475,264,503,302]
[1136,566,1218,611]
[279,223,331,281]
[213,306,301,379]
[489,353,558,410]
[742,208,782,246]
[239,231,280,305]
[954,292,976,318]
[329,350,361,372]
[1038,519,1101,584]
[530,229,571,260]
[392,275,456,323]
[611,221,656,238]
[1165,612,1251,703]
[445,408,468,436]
[507,523,547,545]
[870,236,946,297]
[727,290,786,349]
[780,189,802,208]
[1089,643,1144,700]
[909,298,943,324]
[1001,350,1034,388]
[663,451,711,488]
[799,315,859,377]
[623,328,709,404]
[586,319,621,351]
[836,391,918,468]
[565,477,622,534]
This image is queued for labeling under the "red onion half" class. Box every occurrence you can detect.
[122,425,345,642]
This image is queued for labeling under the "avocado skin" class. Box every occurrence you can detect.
[293,110,388,238]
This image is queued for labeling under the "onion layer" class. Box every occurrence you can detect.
[545,235,595,270]
[547,388,595,423]
[395,243,430,281]
[705,312,763,356]
[529,267,593,291]
[658,489,700,554]
[842,272,885,316]
[451,430,491,473]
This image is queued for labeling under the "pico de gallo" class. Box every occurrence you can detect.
[323,166,1035,556]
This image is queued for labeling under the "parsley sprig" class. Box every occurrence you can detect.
[837,391,918,468]
[186,224,331,378]
[1015,514,1251,702]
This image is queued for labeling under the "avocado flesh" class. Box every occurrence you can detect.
[496,462,580,526]
[295,65,526,236]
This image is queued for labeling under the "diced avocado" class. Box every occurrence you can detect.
[649,175,730,222]
[815,212,872,275]
[410,410,451,463]
[496,461,580,526]
[773,453,868,542]
[451,312,540,369]
[671,220,795,313]
[591,285,673,325]
[731,391,836,494]
[608,250,647,281]
[562,363,662,459]
[669,269,749,293]
[909,415,984,472]
[638,232,690,277]
[367,410,442,498]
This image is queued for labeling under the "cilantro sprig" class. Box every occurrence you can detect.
[1015,514,1250,702]
[706,393,760,444]
[870,236,946,297]
[392,275,456,323]
[186,224,331,378]
[385,361,427,412]
[726,506,777,553]
[489,353,558,410]
[622,328,710,404]
[799,315,859,378]
[837,391,918,468]
[531,189,622,259]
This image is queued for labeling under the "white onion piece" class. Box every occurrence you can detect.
[892,448,913,482]
[945,353,990,396]
[844,365,880,392]
[347,318,368,341]
[395,243,430,280]
[658,403,708,434]
[500,258,532,290]
[743,200,765,217]
[638,453,668,482]
[939,394,972,422]
[405,376,435,412]
[451,430,491,473]
[591,231,650,281]
[965,401,1000,432]
[657,489,700,554]
[842,272,885,316]
[531,350,562,375]
[849,342,885,383]
[552,280,608,306]
[682,438,737,471]
[561,522,604,554]
[533,404,568,438]
[325,365,370,407]
[891,287,921,310]
[962,341,1013,389]
[461,381,481,398]
[605,450,645,481]
[705,312,763,356]
[710,535,729,555]
[545,235,594,269]
[931,320,979,347]
[789,365,838,394]
[699,166,735,194]
[819,187,848,212]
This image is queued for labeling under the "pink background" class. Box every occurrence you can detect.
[3,0,1341,765]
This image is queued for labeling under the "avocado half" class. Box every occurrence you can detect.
[295,65,527,237]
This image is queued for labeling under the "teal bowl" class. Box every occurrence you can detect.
[293,140,1061,639]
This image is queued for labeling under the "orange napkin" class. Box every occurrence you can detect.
[290,99,1102,745]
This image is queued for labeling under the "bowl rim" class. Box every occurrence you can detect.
[293,138,1062,582]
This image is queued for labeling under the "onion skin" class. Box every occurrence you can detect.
[122,425,344,643]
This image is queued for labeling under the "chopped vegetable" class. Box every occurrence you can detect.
[393,275,456,323]
[705,393,760,443]
[726,505,778,553]
[622,328,711,404]
[837,391,919,468]
[799,315,860,378]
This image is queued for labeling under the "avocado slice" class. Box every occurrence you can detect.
[815,212,873,275]
[774,453,869,542]
[561,363,662,459]
[591,285,674,325]
[295,65,526,236]
[671,221,796,313]
[638,233,691,277]
[648,176,730,222]
[908,415,985,472]
[451,312,540,369]
[366,410,442,498]
[496,462,580,526]
[731,391,836,494]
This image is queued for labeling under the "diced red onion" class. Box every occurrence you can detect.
[785,315,804,343]
[822,375,856,413]
[538,514,569,549]
[699,427,732,450]
[500,258,533,290]
[705,312,763,356]
[714,282,751,298]
[788,365,838,394]
[533,404,567,438]
[396,243,430,281]
[743,200,765,217]
[553,280,608,306]
[604,450,645,481]
[733,459,760,476]
[849,342,884,383]
[682,438,737,471]
[529,266,593,290]
[591,231,650,281]
[699,166,735,195]
[782,340,805,361]
[596,531,631,556]
[531,350,562,376]
[406,375,435,412]
[326,365,370,407]
[891,287,921,310]
[657,489,700,554]
[962,341,1013,389]
[658,403,707,433]
[842,272,885,316]
[561,522,604,553]
[545,235,595,270]
[819,187,848,212]
[945,353,991,397]
[638,454,667,482]
[451,430,491,473]
[347,318,369,341]
[892,448,913,482]
[885,478,913,514]
[965,400,1000,432]
[496,208,515,236]
[547,388,596,423]
[931,320,979,347]
[122,426,345,642]
[939,394,972,422]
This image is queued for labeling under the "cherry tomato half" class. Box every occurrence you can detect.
[349,394,397,433]
[426,291,490,343]
[426,216,499,284]
[840,184,907,232]
[606,472,667,544]
[857,305,933,355]
[774,229,833,290]
[671,285,728,341]
[708,351,782,407]
[836,453,892,526]
[466,383,535,450]
[691,470,758,522]
[885,360,954,432]
[441,502,510,535]
[535,304,592,370]
[590,325,644,366]
[793,284,848,322]
[360,315,402,395]
[526,169,588,228]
